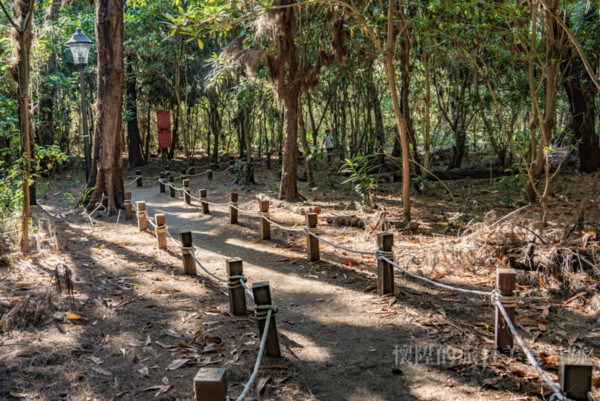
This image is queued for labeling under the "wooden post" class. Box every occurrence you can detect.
[252,282,281,358]
[159,172,165,193]
[181,168,187,181]
[181,232,196,275]
[230,193,238,224]
[136,170,142,187]
[199,189,209,214]
[155,214,167,250]
[559,357,593,400]
[306,213,319,262]
[207,169,213,181]
[377,233,394,295]
[193,368,227,401]
[189,166,195,175]
[124,192,132,220]
[226,258,247,316]
[169,175,175,198]
[183,179,191,205]
[137,201,147,232]
[259,200,271,240]
[495,268,516,352]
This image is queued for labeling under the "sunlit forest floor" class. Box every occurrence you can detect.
[1,156,600,401]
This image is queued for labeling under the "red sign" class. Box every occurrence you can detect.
[156,110,172,149]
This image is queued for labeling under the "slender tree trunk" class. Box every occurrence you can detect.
[126,62,144,167]
[38,0,61,147]
[298,95,314,188]
[86,0,125,214]
[422,42,431,177]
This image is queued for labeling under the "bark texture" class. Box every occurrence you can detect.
[86,0,125,214]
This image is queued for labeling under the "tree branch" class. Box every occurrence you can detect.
[0,0,21,31]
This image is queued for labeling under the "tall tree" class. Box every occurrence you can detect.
[1,0,35,252]
[86,0,125,213]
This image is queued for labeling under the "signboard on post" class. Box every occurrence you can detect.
[156,110,172,149]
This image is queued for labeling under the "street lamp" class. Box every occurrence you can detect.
[66,28,93,181]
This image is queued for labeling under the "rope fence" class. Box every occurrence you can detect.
[111,166,593,401]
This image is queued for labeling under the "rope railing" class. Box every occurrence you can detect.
[235,307,273,401]
[124,176,140,186]
[120,176,586,400]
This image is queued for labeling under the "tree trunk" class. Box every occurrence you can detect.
[279,86,300,199]
[298,95,315,188]
[37,0,61,147]
[86,0,125,214]
[126,62,144,167]
[10,0,36,252]
[562,54,600,173]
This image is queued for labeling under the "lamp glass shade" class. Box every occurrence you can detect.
[65,28,93,66]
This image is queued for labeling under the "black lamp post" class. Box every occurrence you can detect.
[66,28,93,181]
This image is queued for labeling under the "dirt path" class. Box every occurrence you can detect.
[3,168,599,401]
[126,176,524,401]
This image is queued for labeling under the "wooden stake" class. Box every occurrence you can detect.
[136,170,142,187]
[495,268,516,352]
[259,200,271,240]
[226,258,247,316]
[183,179,191,205]
[207,169,213,181]
[155,214,167,250]
[230,193,238,224]
[159,172,165,193]
[559,357,593,400]
[137,201,147,232]
[181,168,187,181]
[200,189,209,214]
[377,233,394,295]
[169,175,175,198]
[181,232,196,275]
[124,192,132,220]
[252,282,281,358]
[189,166,195,175]
[306,213,319,262]
[193,367,227,401]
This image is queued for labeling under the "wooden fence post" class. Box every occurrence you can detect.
[207,169,213,181]
[159,172,165,193]
[136,170,142,187]
[226,258,247,316]
[306,213,319,262]
[181,232,196,275]
[199,189,209,214]
[193,368,227,401]
[155,214,167,250]
[230,193,238,224]
[559,357,592,400]
[183,179,191,205]
[252,282,281,358]
[189,165,195,175]
[137,201,147,232]
[259,200,271,240]
[124,192,132,220]
[377,233,394,295]
[495,268,516,352]
[169,175,175,198]
[181,168,187,181]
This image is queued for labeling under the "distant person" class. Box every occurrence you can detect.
[324,130,334,162]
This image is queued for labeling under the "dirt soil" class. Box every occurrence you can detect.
[1,159,600,401]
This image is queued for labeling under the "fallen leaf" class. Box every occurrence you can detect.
[342,259,360,267]
[67,314,88,322]
[165,358,190,371]
[256,375,271,395]
[90,366,112,376]
[138,366,150,377]
[249,239,262,245]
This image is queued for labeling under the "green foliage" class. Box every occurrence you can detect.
[339,155,379,210]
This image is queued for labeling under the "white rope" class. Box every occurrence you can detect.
[124,176,140,186]
[305,228,375,255]
[190,251,228,282]
[240,278,254,299]
[261,214,305,233]
[165,226,182,248]
[87,194,107,225]
[230,203,260,216]
[492,295,570,401]
[378,253,493,296]
[236,308,273,401]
